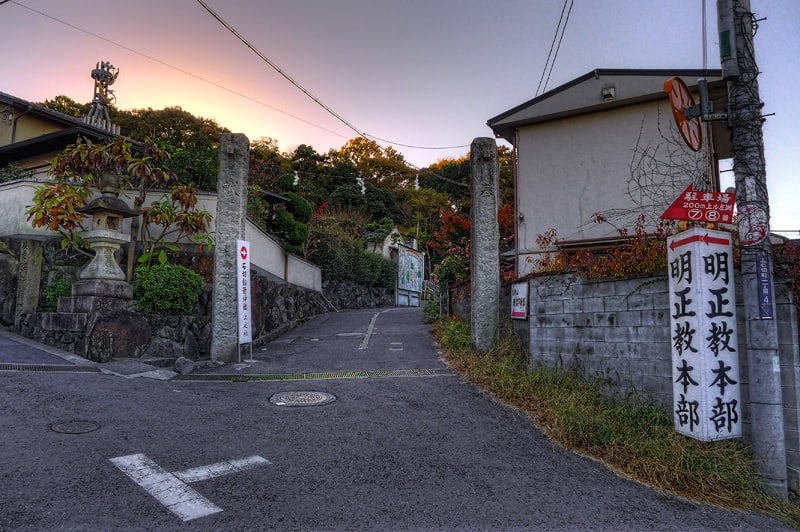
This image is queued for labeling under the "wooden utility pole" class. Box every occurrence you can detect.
[720,0,787,499]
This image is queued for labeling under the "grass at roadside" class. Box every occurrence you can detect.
[433,316,800,528]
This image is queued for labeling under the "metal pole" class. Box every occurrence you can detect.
[722,0,787,500]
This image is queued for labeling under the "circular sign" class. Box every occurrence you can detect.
[687,208,703,220]
[738,204,769,246]
[240,246,248,260]
[664,77,702,152]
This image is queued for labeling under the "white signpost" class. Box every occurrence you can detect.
[510,282,528,320]
[667,227,741,441]
[236,240,252,361]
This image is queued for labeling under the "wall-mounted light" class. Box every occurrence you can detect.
[601,85,616,102]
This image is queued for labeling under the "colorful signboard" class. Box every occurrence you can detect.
[660,183,736,224]
[236,239,252,345]
[510,282,528,319]
[398,246,424,293]
[667,227,741,441]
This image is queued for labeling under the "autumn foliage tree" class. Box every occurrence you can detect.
[26,136,213,277]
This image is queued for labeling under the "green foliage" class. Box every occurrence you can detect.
[309,241,396,288]
[276,173,298,193]
[423,297,440,323]
[133,263,204,316]
[43,278,72,311]
[284,191,313,223]
[39,95,91,118]
[138,184,213,267]
[329,183,367,211]
[0,163,34,183]
[434,238,470,286]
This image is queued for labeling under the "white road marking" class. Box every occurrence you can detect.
[359,309,397,350]
[173,455,271,483]
[110,453,270,521]
[390,342,403,351]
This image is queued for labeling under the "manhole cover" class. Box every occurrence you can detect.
[269,391,336,407]
[49,420,101,434]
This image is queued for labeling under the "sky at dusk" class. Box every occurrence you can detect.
[1,0,797,234]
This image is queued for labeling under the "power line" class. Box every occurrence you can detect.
[194,0,468,187]
[8,0,468,186]
[9,0,350,140]
[542,0,574,94]
[535,0,574,96]
[195,0,467,153]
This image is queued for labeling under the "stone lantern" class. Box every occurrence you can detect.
[77,181,137,283]
[57,172,152,362]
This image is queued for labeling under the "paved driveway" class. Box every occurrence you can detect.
[0,307,790,530]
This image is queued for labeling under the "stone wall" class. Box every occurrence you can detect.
[525,272,800,487]
[2,237,394,359]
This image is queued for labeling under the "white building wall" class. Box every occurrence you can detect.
[0,181,322,292]
[515,99,705,276]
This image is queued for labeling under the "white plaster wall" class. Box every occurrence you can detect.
[0,181,322,292]
[515,99,704,277]
[0,181,54,238]
[286,253,322,292]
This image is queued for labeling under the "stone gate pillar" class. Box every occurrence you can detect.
[211,133,249,363]
[470,137,500,352]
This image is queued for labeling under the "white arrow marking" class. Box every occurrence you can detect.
[110,454,270,521]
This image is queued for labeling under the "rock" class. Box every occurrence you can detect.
[174,356,195,375]
[183,330,199,359]
[86,311,151,362]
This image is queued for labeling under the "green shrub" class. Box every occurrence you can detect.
[423,298,440,323]
[284,191,313,223]
[309,242,397,288]
[133,263,204,315]
[43,278,72,311]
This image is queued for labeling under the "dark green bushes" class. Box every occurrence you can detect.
[43,278,72,311]
[133,263,204,315]
[310,242,397,288]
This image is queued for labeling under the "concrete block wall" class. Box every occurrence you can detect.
[526,272,800,488]
[528,274,674,407]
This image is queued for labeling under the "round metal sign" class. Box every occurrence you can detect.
[738,204,769,246]
[664,77,702,152]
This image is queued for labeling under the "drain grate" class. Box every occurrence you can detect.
[270,391,336,407]
[50,420,101,434]
[0,363,99,373]
[174,368,455,382]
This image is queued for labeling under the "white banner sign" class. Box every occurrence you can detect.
[511,282,528,319]
[236,240,252,345]
[667,228,740,441]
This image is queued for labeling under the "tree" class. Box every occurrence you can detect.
[420,156,471,213]
[39,95,91,118]
[248,137,287,190]
[398,186,452,278]
[26,136,213,278]
[332,137,413,190]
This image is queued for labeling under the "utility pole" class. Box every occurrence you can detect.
[719,0,787,499]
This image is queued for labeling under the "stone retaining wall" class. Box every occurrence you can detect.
[1,237,394,359]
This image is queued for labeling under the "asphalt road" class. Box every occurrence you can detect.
[0,307,790,531]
